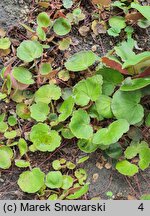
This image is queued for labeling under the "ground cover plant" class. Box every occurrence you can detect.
[0,0,150,200]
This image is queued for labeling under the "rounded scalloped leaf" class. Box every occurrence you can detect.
[73,75,103,106]
[53,18,71,36]
[17,168,45,193]
[109,16,126,30]
[93,119,129,146]
[45,171,63,189]
[40,63,52,75]
[61,175,73,190]
[0,146,13,169]
[111,90,144,125]
[69,109,93,139]
[95,95,113,118]
[12,67,34,85]
[8,116,17,126]
[116,160,138,176]
[0,37,11,50]
[30,102,50,122]
[120,77,150,91]
[17,40,43,62]
[30,123,61,152]
[35,84,61,104]
[37,12,51,27]
[65,50,98,72]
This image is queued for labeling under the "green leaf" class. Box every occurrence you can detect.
[17,40,43,62]
[61,128,74,139]
[95,95,113,118]
[45,171,63,189]
[0,122,8,133]
[18,138,28,157]
[77,139,97,153]
[58,38,71,51]
[97,68,123,96]
[8,116,17,126]
[53,18,71,36]
[0,37,11,50]
[131,3,150,21]
[73,75,103,106]
[4,130,17,139]
[58,96,74,122]
[105,143,122,159]
[62,0,73,9]
[116,160,139,176]
[138,18,150,28]
[30,123,61,152]
[37,12,51,27]
[107,27,120,37]
[12,67,34,85]
[0,146,13,169]
[138,147,150,170]
[16,103,30,119]
[15,159,30,168]
[121,77,150,91]
[69,109,93,139]
[140,194,150,200]
[77,156,89,164]
[93,119,129,146]
[66,161,76,170]
[67,183,89,199]
[124,141,148,159]
[48,194,58,200]
[109,16,126,30]
[40,63,52,75]
[75,168,87,185]
[61,175,73,189]
[17,168,45,193]
[36,26,46,41]
[30,102,50,122]
[145,113,150,127]
[122,51,150,69]
[52,160,62,170]
[111,90,144,125]
[65,51,98,72]
[35,84,61,104]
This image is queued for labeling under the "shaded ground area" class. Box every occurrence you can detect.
[0,0,150,200]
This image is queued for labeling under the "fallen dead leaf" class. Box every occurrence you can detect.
[93,173,99,182]
[92,0,111,6]
[79,26,90,36]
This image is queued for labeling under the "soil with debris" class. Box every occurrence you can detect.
[0,1,150,200]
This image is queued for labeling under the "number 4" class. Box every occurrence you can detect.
[138,203,144,211]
